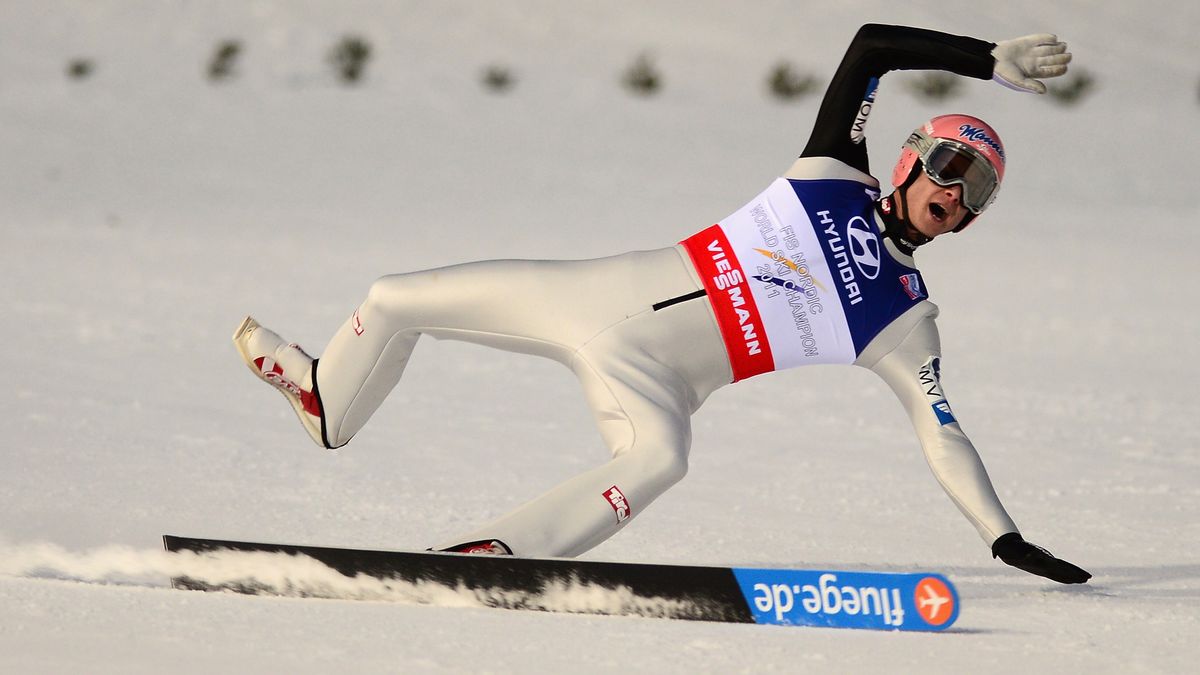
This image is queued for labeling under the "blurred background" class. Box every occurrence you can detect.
[1,2,1197,672]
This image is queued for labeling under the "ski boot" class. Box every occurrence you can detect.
[232,316,328,448]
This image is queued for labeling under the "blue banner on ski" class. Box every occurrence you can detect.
[732,568,958,631]
[163,535,958,631]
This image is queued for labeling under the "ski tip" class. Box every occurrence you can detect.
[232,315,258,343]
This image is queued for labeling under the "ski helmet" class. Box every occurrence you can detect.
[892,114,1005,231]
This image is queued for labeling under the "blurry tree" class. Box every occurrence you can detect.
[66,58,93,80]
[1047,69,1096,105]
[622,53,661,96]
[767,61,818,101]
[208,40,242,82]
[905,72,961,101]
[330,35,372,84]
[482,64,515,93]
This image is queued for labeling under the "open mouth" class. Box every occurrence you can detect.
[929,202,948,222]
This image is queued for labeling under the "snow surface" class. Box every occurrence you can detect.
[2,1,1198,672]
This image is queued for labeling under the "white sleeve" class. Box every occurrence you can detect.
[857,304,1019,545]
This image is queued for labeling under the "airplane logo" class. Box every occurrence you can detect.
[914,577,955,626]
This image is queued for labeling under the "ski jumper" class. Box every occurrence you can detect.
[310,24,1020,556]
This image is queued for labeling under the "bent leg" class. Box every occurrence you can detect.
[432,329,698,557]
[315,259,617,447]
[314,248,701,448]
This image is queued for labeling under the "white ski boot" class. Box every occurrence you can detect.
[232,316,328,448]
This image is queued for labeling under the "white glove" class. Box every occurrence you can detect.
[991,34,1072,94]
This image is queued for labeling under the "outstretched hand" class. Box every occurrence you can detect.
[991,34,1072,94]
[992,532,1091,584]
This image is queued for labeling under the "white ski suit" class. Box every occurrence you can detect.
[303,22,1026,556]
[312,155,1018,556]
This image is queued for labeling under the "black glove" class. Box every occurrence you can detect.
[992,532,1091,584]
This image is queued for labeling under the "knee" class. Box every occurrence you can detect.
[361,273,435,322]
[652,451,689,487]
[363,274,405,312]
[629,436,690,488]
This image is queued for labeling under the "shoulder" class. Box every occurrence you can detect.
[854,301,940,369]
[784,156,880,188]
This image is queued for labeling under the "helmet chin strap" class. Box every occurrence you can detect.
[894,185,933,247]
[879,174,932,254]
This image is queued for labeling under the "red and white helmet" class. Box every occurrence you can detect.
[892,114,1006,229]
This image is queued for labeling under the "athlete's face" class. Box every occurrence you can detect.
[905,173,969,238]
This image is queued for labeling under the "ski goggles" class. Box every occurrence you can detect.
[905,133,1000,214]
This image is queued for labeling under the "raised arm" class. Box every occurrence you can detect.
[801,24,1070,173]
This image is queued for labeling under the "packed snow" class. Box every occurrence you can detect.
[2,1,1197,672]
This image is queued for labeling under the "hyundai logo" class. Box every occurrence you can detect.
[846,216,880,280]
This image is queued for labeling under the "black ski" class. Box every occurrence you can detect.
[162,535,960,630]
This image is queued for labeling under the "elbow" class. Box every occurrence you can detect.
[852,23,897,49]
[845,23,899,70]
[854,23,889,38]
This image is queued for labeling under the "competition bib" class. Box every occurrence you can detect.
[681,177,927,381]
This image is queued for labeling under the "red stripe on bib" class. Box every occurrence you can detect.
[681,225,775,381]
